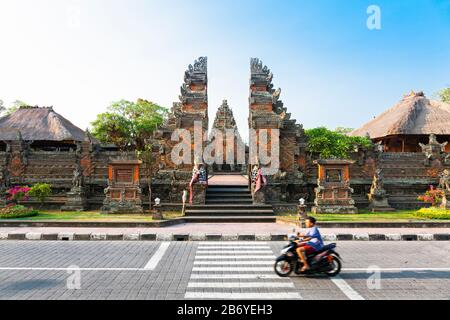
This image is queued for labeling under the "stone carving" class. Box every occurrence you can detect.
[439,169,450,192]
[72,165,83,189]
[101,160,143,214]
[439,169,450,209]
[61,164,87,211]
[367,169,395,212]
[251,164,267,204]
[249,58,307,202]
[209,100,245,173]
[311,160,358,214]
[419,134,448,165]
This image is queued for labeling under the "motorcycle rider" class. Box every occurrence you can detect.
[296,216,324,272]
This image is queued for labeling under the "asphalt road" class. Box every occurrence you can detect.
[0,241,448,300]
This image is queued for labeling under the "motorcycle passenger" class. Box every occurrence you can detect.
[296,217,324,272]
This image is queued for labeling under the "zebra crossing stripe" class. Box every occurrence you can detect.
[194,261,273,265]
[190,274,285,280]
[195,255,275,259]
[192,266,273,272]
[200,242,268,245]
[198,246,270,251]
[188,282,294,288]
[196,250,273,254]
[185,292,302,300]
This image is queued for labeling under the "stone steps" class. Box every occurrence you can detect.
[184,184,275,222]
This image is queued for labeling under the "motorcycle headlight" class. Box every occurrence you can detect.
[281,247,290,255]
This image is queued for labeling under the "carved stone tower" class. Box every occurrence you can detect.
[152,57,209,203]
[249,58,307,203]
[210,99,245,172]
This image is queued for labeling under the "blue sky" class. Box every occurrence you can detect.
[0,0,449,139]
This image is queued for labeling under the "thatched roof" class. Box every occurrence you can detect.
[350,92,450,139]
[0,106,87,142]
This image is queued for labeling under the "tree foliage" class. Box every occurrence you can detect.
[29,183,52,206]
[7,100,28,115]
[438,87,450,103]
[305,127,373,159]
[91,99,168,150]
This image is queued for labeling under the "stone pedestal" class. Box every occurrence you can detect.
[441,192,450,210]
[101,160,143,214]
[251,184,266,204]
[298,204,307,228]
[368,196,396,212]
[61,187,87,212]
[152,205,163,220]
[312,159,358,214]
[191,184,207,205]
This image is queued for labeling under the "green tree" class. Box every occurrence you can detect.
[29,183,52,208]
[91,99,168,211]
[0,99,4,115]
[438,88,450,103]
[7,100,28,115]
[305,127,373,159]
[91,99,168,150]
[334,127,354,134]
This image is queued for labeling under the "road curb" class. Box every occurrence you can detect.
[0,232,449,241]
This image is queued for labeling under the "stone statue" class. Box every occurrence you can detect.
[419,134,448,162]
[439,169,450,209]
[368,169,395,212]
[370,169,387,199]
[72,165,83,189]
[438,169,450,193]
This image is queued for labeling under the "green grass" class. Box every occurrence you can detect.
[277,210,450,222]
[2,209,449,223]
[0,210,184,222]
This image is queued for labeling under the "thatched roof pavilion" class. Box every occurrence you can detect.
[0,106,89,150]
[350,92,450,152]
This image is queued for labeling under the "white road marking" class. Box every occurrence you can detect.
[192,266,273,272]
[0,267,145,271]
[196,250,273,254]
[190,274,285,280]
[342,268,450,272]
[331,276,365,300]
[185,292,302,300]
[188,282,294,288]
[198,246,271,249]
[144,242,170,270]
[200,242,268,245]
[195,255,275,260]
[194,261,273,265]
[185,243,301,300]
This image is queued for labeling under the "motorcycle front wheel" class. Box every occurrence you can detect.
[323,255,342,277]
[274,259,294,277]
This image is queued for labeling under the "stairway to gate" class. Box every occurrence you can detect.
[185,184,276,223]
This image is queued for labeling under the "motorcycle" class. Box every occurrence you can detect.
[274,234,342,277]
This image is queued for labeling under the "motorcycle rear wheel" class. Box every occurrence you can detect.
[323,255,342,277]
[274,259,294,277]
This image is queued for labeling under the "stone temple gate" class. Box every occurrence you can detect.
[150,56,308,207]
[2,56,449,214]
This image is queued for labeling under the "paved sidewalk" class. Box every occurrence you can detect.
[0,223,449,241]
[0,223,449,235]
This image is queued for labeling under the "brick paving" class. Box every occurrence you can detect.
[0,241,448,300]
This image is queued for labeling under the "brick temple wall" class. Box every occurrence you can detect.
[0,145,448,210]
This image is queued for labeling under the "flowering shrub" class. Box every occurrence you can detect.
[414,207,450,220]
[0,205,39,219]
[6,186,31,204]
[417,186,444,207]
